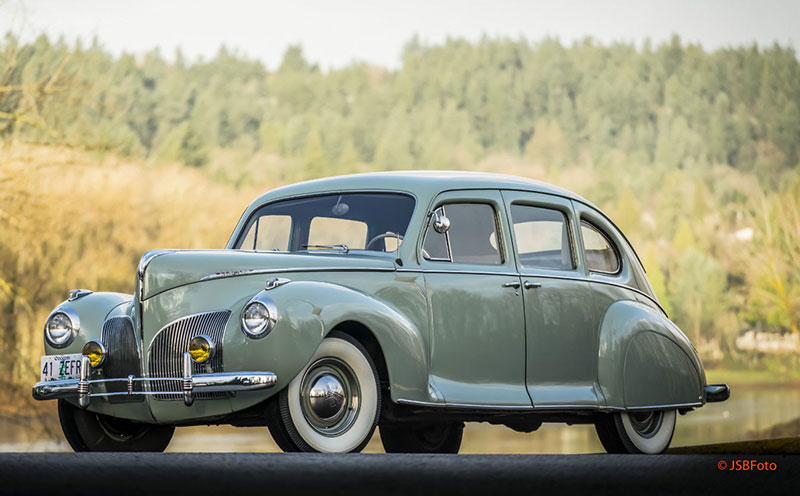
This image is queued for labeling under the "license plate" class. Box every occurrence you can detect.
[41,354,83,382]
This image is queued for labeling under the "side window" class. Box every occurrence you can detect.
[422,207,450,260]
[581,221,620,274]
[510,205,574,270]
[422,203,502,265]
[240,215,291,250]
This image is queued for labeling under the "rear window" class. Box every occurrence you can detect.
[581,221,620,273]
[510,205,574,270]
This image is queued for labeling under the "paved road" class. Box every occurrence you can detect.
[1,452,797,495]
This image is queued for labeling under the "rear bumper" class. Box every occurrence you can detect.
[704,383,731,403]
[33,354,277,407]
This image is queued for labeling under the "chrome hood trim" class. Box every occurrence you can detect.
[139,249,395,300]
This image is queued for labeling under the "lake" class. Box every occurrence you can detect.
[2,387,798,453]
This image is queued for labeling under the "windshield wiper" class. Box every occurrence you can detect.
[302,244,350,253]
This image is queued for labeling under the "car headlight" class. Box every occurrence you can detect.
[44,307,79,348]
[241,294,277,339]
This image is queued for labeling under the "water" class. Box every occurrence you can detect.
[2,387,798,453]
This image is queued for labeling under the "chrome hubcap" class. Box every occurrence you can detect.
[308,374,346,420]
[628,411,664,439]
[300,358,360,437]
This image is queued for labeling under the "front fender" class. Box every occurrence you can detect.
[234,280,429,404]
[597,300,705,409]
[144,274,429,419]
[43,292,132,356]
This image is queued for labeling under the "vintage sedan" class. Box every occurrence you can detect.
[33,171,729,454]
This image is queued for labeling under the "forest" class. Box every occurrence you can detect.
[1,33,799,400]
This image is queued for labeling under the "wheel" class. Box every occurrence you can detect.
[380,422,464,453]
[595,409,676,454]
[267,331,381,453]
[57,399,174,452]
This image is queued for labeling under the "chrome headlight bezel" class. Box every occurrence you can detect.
[44,306,80,348]
[240,293,278,339]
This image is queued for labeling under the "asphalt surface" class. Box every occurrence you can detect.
[0,452,797,495]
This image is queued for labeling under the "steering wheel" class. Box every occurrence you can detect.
[365,232,404,251]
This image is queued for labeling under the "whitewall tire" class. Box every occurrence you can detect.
[269,331,381,453]
[595,409,676,454]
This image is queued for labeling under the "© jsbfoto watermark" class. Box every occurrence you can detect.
[717,460,778,471]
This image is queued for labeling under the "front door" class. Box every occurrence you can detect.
[421,190,529,407]
[501,190,601,408]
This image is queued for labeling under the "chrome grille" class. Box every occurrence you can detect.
[147,310,230,400]
[101,316,143,403]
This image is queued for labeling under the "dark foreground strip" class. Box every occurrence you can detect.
[0,453,797,496]
[669,437,800,455]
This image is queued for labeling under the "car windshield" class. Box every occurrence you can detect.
[234,192,416,254]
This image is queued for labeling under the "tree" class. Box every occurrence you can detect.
[668,249,729,342]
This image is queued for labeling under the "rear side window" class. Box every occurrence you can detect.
[422,203,502,265]
[581,221,620,273]
[510,205,574,270]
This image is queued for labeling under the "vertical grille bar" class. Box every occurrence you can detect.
[101,317,143,403]
[147,310,230,400]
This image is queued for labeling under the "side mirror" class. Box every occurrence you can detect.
[432,210,450,234]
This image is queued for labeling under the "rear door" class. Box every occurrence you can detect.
[501,190,602,408]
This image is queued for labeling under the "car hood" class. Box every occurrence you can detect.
[139,249,396,300]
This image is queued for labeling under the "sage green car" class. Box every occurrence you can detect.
[33,171,729,454]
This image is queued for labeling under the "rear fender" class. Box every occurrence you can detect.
[597,300,705,409]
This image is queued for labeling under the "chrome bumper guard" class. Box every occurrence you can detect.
[704,383,730,403]
[32,354,277,408]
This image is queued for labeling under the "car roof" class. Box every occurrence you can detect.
[251,170,594,207]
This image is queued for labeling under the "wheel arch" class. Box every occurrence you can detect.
[332,320,391,395]
[265,280,430,404]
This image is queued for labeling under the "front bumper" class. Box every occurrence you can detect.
[33,354,277,408]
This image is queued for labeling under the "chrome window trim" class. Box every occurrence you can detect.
[579,220,622,276]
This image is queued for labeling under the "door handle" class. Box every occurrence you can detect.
[502,281,521,289]
[523,281,542,290]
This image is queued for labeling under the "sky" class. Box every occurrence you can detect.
[2,0,797,70]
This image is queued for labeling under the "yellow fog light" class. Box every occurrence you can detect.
[189,335,215,363]
[82,340,106,368]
